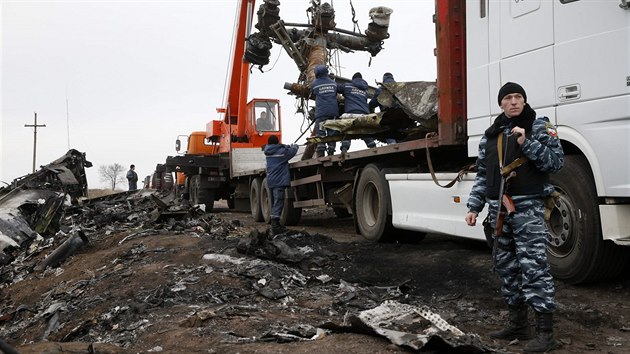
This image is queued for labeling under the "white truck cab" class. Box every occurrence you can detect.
[388,0,630,284]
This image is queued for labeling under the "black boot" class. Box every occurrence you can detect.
[489,304,532,340]
[523,312,559,352]
[270,217,286,235]
[316,150,325,158]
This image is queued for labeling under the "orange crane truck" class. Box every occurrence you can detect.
[160,0,393,223]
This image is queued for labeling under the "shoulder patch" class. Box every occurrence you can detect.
[545,122,558,138]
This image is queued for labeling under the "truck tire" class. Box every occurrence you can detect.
[250,178,264,222]
[189,175,214,213]
[261,178,272,223]
[547,155,629,284]
[281,188,302,226]
[355,164,393,242]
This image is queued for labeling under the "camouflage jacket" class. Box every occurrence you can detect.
[467,114,564,214]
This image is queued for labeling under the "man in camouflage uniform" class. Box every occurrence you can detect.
[465,82,564,353]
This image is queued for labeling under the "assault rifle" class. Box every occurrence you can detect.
[492,129,523,271]
[492,171,516,271]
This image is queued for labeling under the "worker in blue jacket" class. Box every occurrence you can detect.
[338,72,376,151]
[310,65,340,157]
[264,135,298,235]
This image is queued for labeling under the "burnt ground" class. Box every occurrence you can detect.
[1,198,630,354]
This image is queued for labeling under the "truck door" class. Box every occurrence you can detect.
[466,0,555,156]
[490,0,556,117]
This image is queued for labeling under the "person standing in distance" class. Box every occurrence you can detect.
[264,135,298,235]
[127,164,138,191]
[465,82,564,353]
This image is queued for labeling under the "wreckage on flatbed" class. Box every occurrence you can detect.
[308,80,439,145]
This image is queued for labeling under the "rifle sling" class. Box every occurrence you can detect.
[501,157,528,176]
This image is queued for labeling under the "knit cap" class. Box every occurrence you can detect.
[497,82,527,106]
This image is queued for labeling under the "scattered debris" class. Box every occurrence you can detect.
[321,300,488,352]
[34,230,89,271]
[0,152,628,353]
[0,150,91,266]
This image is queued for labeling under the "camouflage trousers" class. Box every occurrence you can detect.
[488,197,556,313]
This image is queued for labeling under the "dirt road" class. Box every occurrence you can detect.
[2,200,629,353]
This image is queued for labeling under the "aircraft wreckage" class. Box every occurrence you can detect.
[0,150,91,265]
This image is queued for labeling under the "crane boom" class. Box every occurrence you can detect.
[222,0,256,137]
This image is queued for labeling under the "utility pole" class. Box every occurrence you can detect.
[24,112,46,173]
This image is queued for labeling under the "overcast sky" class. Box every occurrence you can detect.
[1,0,436,189]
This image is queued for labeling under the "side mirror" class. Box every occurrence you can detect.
[175,139,181,152]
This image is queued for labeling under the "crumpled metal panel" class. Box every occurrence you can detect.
[380,81,438,122]
[321,300,489,352]
[0,150,91,263]
[0,149,91,204]
[0,189,59,252]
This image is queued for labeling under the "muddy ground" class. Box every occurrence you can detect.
[1,197,629,353]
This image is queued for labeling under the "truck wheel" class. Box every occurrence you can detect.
[355,164,393,242]
[261,178,272,223]
[547,155,629,284]
[281,188,302,226]
[250,178,264,222]
[190,175,214,213]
